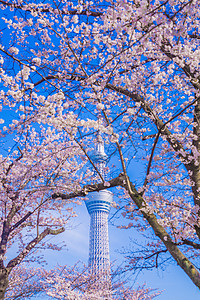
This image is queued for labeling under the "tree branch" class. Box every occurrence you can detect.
[145,249,168,268]
[0,1,103,17]
[181,239,200,250]
[105,84,200,206]
[123,177,200,288]
[52,173,126,200]
[160,43,200,90]
[143,131,161,192]
[144,248,168,260]
[10,211,32,233]
[6,227,65,271]
[0,204,20,267]
[106,83,189,164]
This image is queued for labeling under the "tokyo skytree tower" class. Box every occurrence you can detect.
[85,139,113,271]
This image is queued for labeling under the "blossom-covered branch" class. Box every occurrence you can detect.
[7,227,65,271]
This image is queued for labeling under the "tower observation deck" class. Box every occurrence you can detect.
[85,140,113,271]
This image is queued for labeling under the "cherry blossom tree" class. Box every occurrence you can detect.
[43,264,159,300]
[0,0,200,298]
[5,265,46,299]
[4,263,159,300]
[0,124,87,298]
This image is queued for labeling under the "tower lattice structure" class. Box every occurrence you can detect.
[85,140,113,272]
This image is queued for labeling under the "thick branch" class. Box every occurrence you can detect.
[181,239,200,250]
[6,227,64,271]
[123,177,200,289]
[0,204,20,266]
[33,75,59,87]
[52,173,126,200]
[5,148,23,176]
[191,97,200,208]
[10,211,32,232]
[0,222,10,268]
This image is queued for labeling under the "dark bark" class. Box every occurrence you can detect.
[191,98,200,207]
[52,173,126,200]
[124,178,200,289]
[0,268,8,300]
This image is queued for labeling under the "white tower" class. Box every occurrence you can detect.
[85,141,113,271]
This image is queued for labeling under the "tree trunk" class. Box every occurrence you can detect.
[191,98,200,206]
[0,268,8,300]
